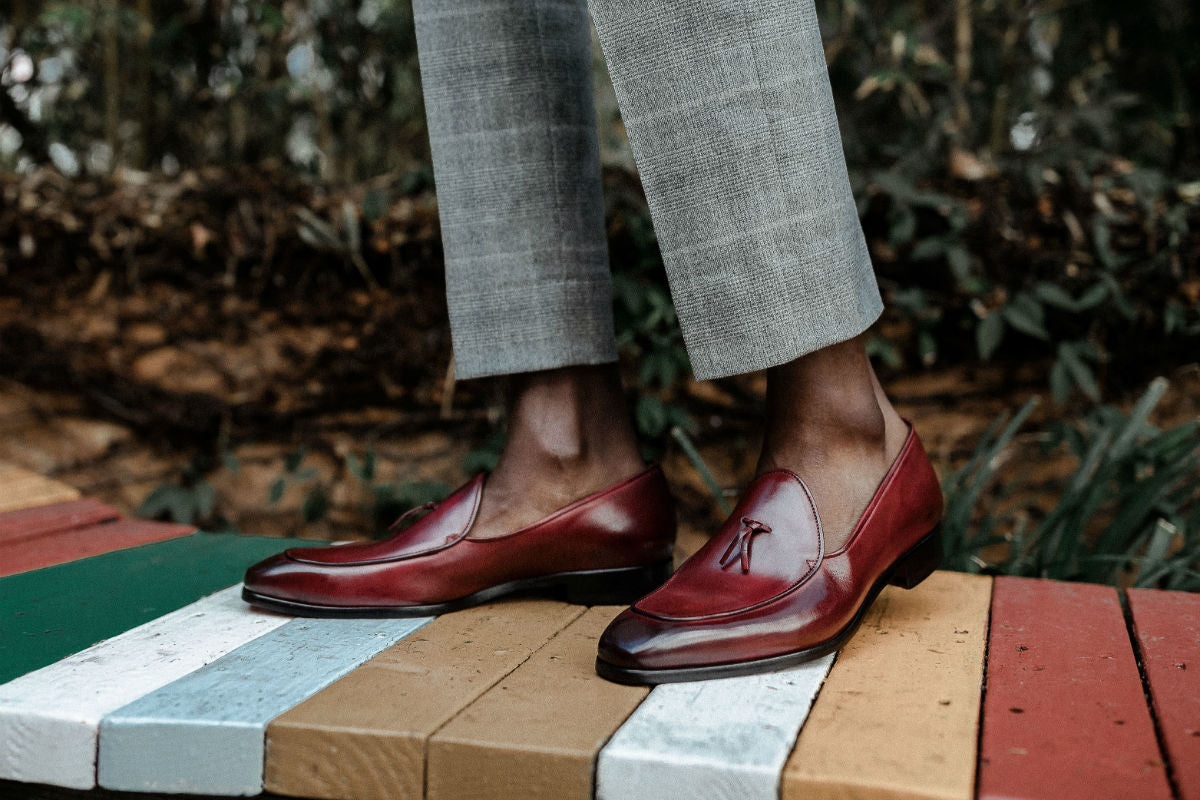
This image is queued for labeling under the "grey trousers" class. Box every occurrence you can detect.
[414,0,882,382]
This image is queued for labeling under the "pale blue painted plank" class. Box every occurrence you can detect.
[97,614,432,795]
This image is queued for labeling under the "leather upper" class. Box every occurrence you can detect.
[243,464,676,608]
[597,424,944,671]
[287,474,483,565]
[634,469,823,619]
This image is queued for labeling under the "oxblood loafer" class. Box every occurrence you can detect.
[242,464,676,617]
[595,424,943,685]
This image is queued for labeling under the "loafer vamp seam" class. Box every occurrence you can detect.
[284,477,485,566]
[631,561,828,622]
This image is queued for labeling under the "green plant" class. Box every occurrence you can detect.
[267,447,329,523]
[345,447,451,535]
[3,0,429,179]
[461,429,506,475]
[670,426,733,516]
[822,0,1200,400]
[137,457,221,528]
[943,378,1200,589]
[606,178,697,459]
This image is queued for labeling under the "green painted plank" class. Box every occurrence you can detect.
[0,533,320,684]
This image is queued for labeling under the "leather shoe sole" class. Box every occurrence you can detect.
[242,558,674,618]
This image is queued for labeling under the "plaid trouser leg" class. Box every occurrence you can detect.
[417,0,881,381]
[414,0,617,380]
[589,0,882,380]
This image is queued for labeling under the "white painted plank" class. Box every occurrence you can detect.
[596,654,835,800]
[0,585,289,789]
[97,614,432,795]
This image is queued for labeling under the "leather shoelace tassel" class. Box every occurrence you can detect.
[387,501,436,534]
[719,517,772,573]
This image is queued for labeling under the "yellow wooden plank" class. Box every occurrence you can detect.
[263,599,585,800]
[427,606,650,800]
[0,463,80,513]
[783,571,993,800]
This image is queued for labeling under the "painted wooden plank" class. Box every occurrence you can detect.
[0,781,236,800]
[0,586,290,789]
[0,464,80,513]
[782,570,992,800]
[265,599,585,800]
[1127,587,1200,800]
[0,517,196,578]
[97,614,433,795]
[0,498,119,544]
[598,656,834,800]
[427,606,650,800]
[978,576,1171,800]
[0,532,318,684]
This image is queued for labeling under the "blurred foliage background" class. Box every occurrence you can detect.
[1,0,1198,587]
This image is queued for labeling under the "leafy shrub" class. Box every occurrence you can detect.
[943,378,1200,589]
[1,1,428,178]
[604,173,696,457]
[137,458,218,527]
[345,449,451,533]
[821,0,1200,399]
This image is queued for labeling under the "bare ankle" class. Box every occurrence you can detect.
[752,337,913,548]
[498,363,643,477]
[470,364,644,537]
[758,336,899,468]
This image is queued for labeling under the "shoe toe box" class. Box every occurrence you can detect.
[599,599,834,673]
[597,608,664,669]
[242,551,336,605]
[597,606,740,671]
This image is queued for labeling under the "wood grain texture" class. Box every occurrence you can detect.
[98,615,433,795]
[0,517,196,578]
[0,498,119,544]
[265,599,584,800]
[0,464,80,513]
[0,778,281,800]
[0,586,290,789]
[427,606,650,800]
[0,533,317,684]
[1127,587,1200,800]
[782,571,992,800]
[978,576,1171,800]
[598,655,834,800]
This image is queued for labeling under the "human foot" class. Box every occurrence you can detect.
[241,363,676,616]
[594,335,944,685]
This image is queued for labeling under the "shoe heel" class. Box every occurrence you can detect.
[557,560,674,605]
[888,527,943,589]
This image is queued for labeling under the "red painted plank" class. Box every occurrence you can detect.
[1127,587,1200,800]
[0,518,196,577]
[0,498,121,545]
[979,576,1171,800]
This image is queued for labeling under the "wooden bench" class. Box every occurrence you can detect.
[0,465,1196,800]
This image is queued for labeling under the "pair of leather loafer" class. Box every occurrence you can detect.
[243,424,943,685]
